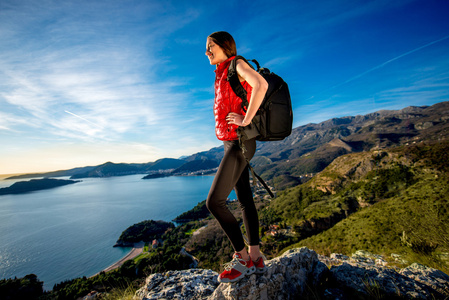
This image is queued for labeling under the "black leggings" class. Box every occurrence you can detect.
[206,138,259,252]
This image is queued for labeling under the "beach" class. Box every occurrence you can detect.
[93,241,145,276]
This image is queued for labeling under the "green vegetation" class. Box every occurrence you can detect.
[6,140,449,299]
[281,141,449,274]
[172,200,210,223]
[269,186,329,223]
[116,220,174,245]
[348,164,415,203]
[185,220,234,271]
[0,274,43,299]
[294,176,449,272]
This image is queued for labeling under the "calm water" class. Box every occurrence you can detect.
[0,175,224,290]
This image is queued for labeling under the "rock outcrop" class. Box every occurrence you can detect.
[135,247,449,300]
[325,251,449,299]
[135,269,219,300]
[211,248,325,300]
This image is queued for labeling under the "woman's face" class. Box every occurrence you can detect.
[206,37,228,65]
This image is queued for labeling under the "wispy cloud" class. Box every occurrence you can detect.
[328,35,449,93]
[64,110,103,128]
[0,0,211,173]
[0,0,200,143]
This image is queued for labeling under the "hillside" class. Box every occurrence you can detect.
[172,159,218,175]
[272,142,448,266]
[70,158,187,179]
[114,220,174,247]
[70,162,142,178]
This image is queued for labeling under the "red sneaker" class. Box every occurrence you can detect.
[218,253,256,283]
[252,256,267,274]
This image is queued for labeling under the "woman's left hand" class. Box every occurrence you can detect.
[226,112,248,126]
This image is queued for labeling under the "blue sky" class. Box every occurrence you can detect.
[1,0,448,174]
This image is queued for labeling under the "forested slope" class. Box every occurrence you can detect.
[263,140,449,273]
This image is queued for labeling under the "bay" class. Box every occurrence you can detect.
[0,174,226,290]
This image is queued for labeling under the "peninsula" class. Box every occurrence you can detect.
[0,178,80,196]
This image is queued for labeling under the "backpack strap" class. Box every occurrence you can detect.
[249,163,274,198]
[227,55,254,110]
[238,128,274,198]
[229,57,274,198]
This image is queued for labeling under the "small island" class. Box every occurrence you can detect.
[0,178,80,196]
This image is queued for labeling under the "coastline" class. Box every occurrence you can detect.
[0,175,215,291]
[92,241,145,276]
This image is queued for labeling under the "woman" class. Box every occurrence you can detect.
[205,31,268,283]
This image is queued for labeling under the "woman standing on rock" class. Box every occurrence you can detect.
[205,31,268,283]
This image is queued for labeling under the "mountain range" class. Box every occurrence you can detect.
[7,101,449,189]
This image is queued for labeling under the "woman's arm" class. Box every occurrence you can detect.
[226,59,268,127]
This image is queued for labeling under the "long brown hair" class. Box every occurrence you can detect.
[208,31,237,58]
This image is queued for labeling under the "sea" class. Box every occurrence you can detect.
[0,174,232,291]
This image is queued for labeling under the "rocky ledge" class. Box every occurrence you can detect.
[135,247,449,300]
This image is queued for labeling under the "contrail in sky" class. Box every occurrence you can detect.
[332,34,449,89]
[64,110,103,128]
[306,34,449,101]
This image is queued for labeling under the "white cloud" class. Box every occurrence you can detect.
[0,0,212,174]
[0,0,199,141]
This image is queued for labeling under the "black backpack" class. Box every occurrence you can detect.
[227,56,293,198]
[227,55,293,142]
